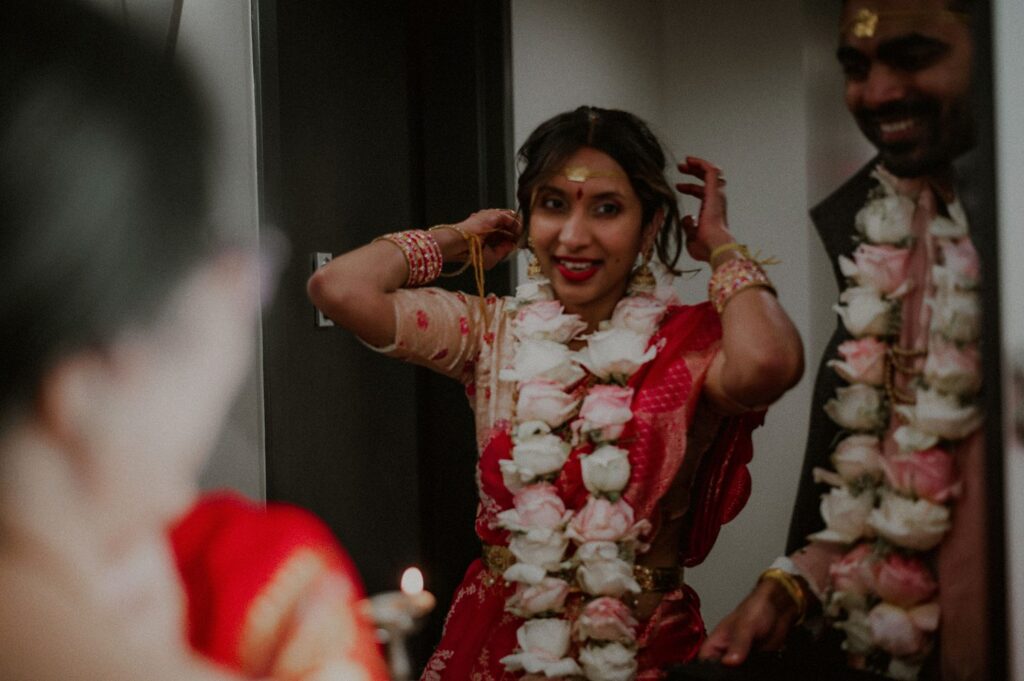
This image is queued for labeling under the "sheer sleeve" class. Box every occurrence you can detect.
[360,287,494,382]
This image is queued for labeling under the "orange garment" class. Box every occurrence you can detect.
[170,492,389,681]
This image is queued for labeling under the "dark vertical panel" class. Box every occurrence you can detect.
[255,0,513,673]
[406,0,513,662]
[956,1,1007,678]
[259,0,422,595]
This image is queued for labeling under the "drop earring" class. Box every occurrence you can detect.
[526,237,543,280]
[628,251,656,294]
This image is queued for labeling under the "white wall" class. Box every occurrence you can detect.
[511,0,831,627]
[511,1,664,143]
[88,0,266,499]
[655,0,816,629]
[994,0,1024,676]
[176,2,264,500]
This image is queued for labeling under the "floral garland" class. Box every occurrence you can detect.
[811,166,983,681]
[493,276,671,681]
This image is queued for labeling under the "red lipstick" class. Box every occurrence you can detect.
[554,257,601,282]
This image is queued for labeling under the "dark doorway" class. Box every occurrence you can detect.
[253,0,512,670]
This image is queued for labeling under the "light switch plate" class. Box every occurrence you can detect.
[311,252,335,328]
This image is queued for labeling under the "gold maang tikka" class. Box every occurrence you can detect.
[562,166,625,183]
[843,7,970,39]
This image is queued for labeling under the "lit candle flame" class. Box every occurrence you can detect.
[401,567,424,595]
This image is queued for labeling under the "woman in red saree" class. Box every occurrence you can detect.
[308,106,804,679]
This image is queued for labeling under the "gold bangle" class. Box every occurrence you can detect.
[758,567,807,625]
[428,224,475,278]
[709,242,750,268]
[427,223,489,323]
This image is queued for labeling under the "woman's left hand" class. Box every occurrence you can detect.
[675,156,734,263]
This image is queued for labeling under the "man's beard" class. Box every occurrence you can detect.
[854,95,974,178]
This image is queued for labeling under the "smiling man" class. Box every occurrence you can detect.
[699,1,986,680]
[839,0,973,178]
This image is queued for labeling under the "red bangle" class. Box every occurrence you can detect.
[708,257,775,314]
[373,230,443,286]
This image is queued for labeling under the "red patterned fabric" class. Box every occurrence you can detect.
[170,492,389,681]
[425,303,764,679]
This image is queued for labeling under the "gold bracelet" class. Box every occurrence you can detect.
[427,223,489,323]
[758,567,807,625]
[427,224,473,277]
[709,242,751,268]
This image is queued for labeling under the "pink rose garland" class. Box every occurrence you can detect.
[498,280,668,679]
[811,166,983,681]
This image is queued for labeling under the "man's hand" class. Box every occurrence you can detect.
[698,578,802,666]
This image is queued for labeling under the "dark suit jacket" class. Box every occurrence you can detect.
[784,159,880,553]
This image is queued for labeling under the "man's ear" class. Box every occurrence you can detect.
[34,352,110,455]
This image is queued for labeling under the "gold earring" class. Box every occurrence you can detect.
[629,252,656,294]
[527,237,543,279]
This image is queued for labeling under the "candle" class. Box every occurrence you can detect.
[366,566,437,681]
[400,567,437,619]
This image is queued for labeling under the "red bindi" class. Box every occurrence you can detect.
[576,187,584,200]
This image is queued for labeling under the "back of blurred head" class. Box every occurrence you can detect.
[0,0,213,425]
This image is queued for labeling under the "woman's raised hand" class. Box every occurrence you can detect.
[675,156,733,263]
[450,208,522,270]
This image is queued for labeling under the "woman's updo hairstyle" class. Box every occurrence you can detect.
[515,106,684,274]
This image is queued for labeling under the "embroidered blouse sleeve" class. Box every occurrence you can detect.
[360,287,488,382]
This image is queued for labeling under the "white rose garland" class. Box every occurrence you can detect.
[497,278,668,680]
[812,166,983,680]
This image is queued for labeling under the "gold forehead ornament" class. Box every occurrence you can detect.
[562,166,625,183]
[844,7,969,39]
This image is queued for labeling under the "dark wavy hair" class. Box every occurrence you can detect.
[515,106,685,274]
[0,0,212,420]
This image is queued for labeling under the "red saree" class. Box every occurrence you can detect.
[423,303,764,680]
[170,492,389,681]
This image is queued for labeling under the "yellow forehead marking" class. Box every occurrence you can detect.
[852,8,879,38]
[562,166,625,183]
[842,8,969,39]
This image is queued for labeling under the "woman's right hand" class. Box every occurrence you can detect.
[448,208,522,270]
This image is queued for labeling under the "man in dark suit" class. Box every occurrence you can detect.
[698,0,982,679]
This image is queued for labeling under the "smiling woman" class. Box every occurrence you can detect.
[528,146,653,329]
[307,104,804,679]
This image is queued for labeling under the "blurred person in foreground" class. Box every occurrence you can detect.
[0,1,385,679]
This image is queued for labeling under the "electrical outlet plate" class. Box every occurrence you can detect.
[311,252,335,328]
